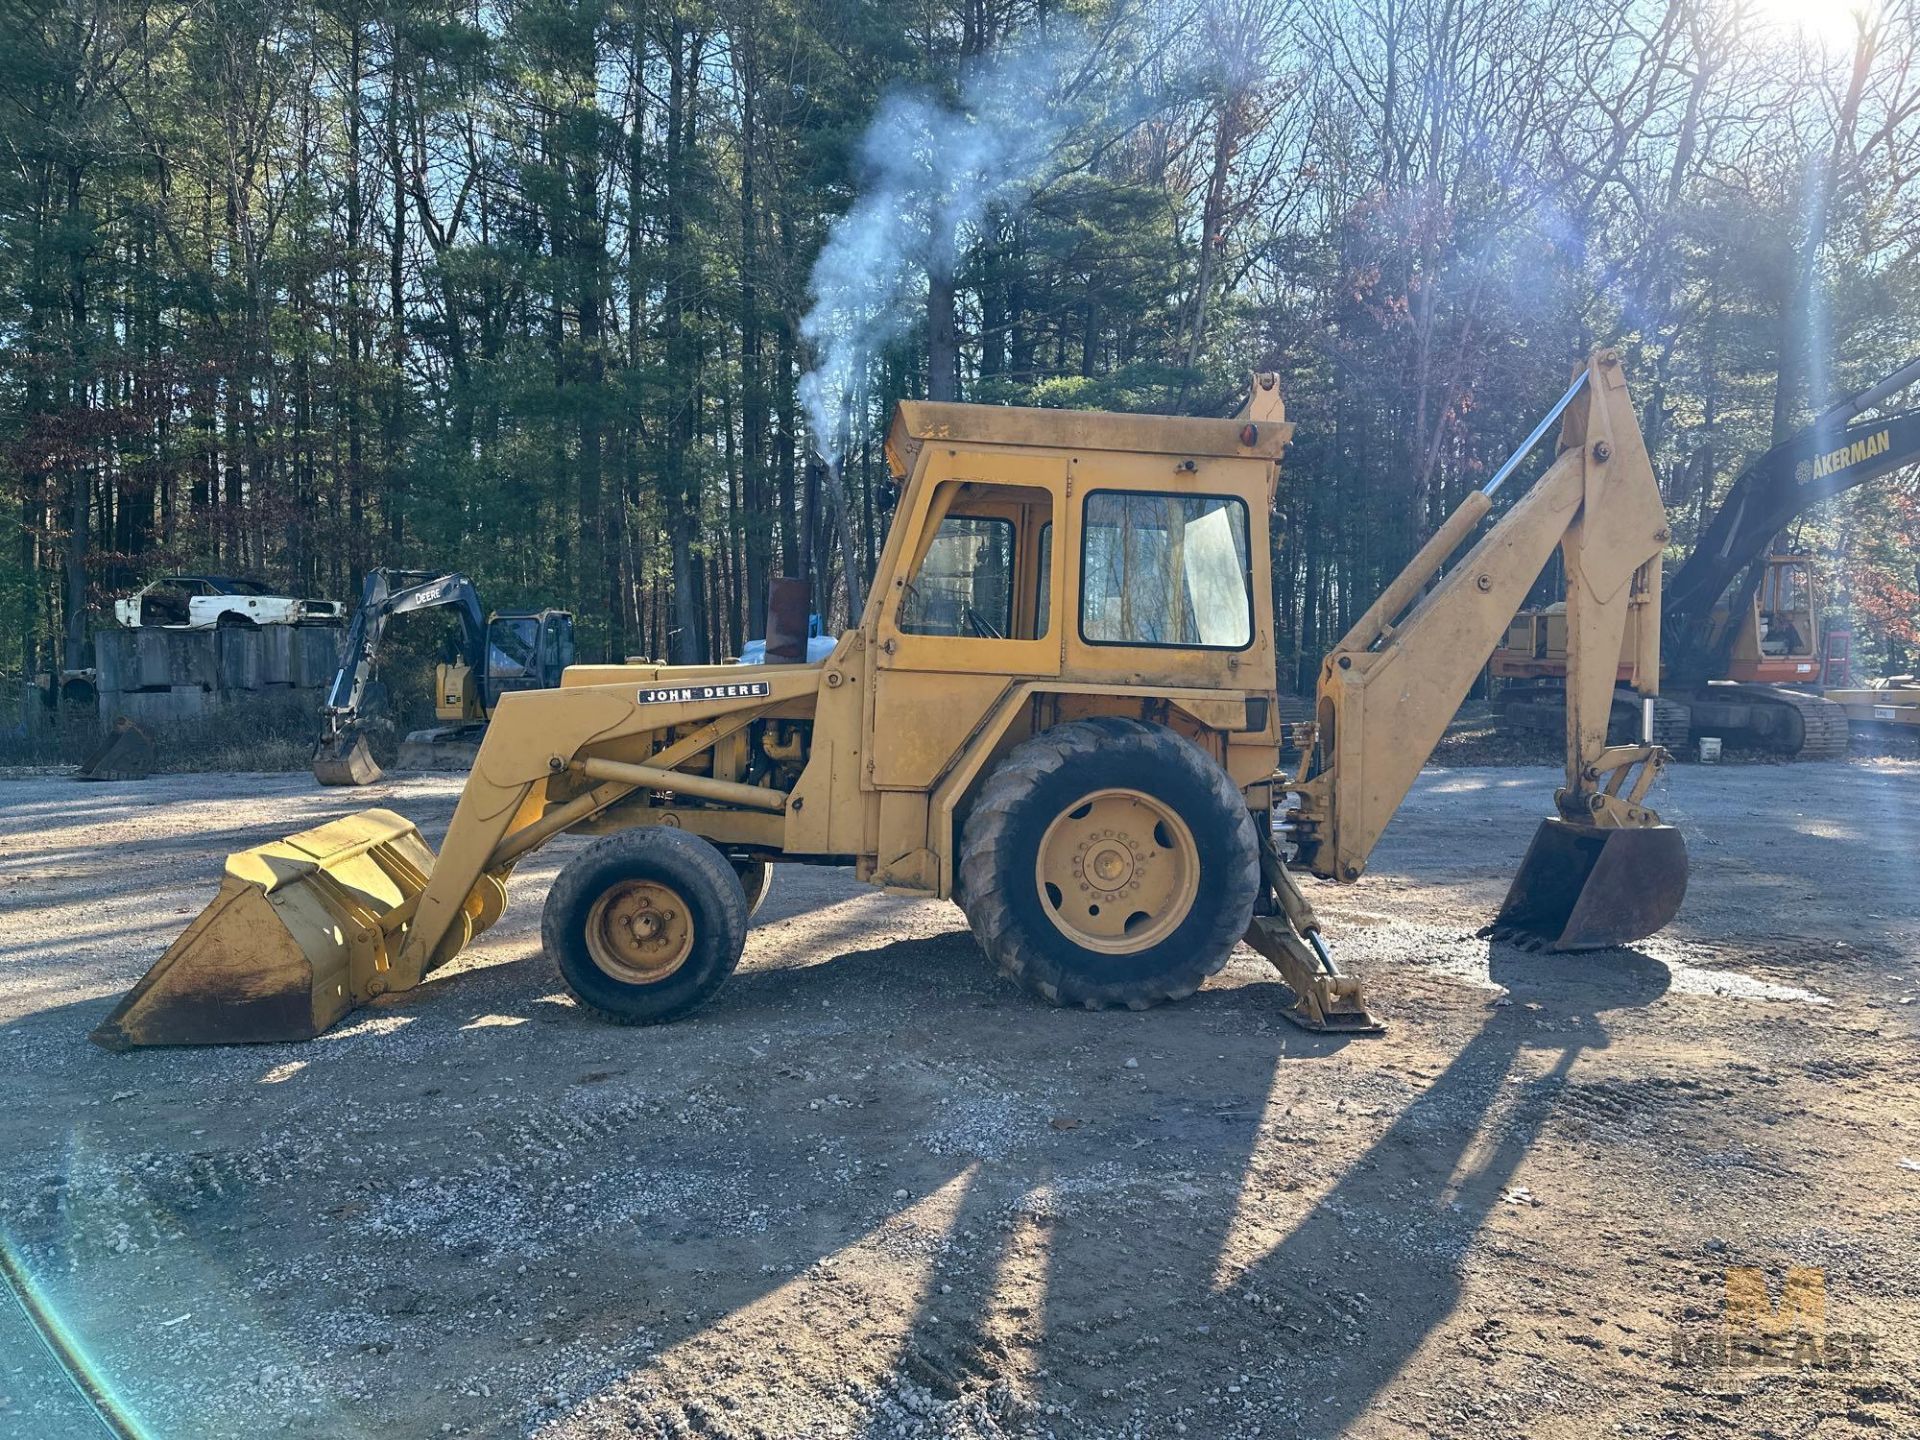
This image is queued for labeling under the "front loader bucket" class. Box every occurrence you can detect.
[92,809,440,1050]
[74,718,154,782]
[312,731,383,786]
[1492,818,1687,951]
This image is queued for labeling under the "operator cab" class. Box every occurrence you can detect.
[1713,552,1821,684]
[485,611,575,699]
[888,467,1262,672]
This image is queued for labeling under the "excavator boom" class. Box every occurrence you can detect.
[312,571,490,785]
[1490,351,1920,760]
[1667,355,1920,680]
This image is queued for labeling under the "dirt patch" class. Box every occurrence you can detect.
[2,763,1918,1438]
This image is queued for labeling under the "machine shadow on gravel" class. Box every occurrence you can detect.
[850,940,1674,1435]
[33,917,1676,1437]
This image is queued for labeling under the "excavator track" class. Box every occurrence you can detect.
[1495,682,1690,750]
[1713,684,1851,761]
[1612,693,1691,750]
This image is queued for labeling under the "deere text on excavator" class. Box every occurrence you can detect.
[95,350,1686,1051]
[312,570,575,786]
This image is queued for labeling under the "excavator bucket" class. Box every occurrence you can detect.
[1491,818,1687,951]
[91,809,443,1049]
[73,717,155,782]
[312,731,383,786]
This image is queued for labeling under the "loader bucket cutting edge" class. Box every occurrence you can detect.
[90,808,462,1050]
[313,732,383,786]
[1493,817,1687,951]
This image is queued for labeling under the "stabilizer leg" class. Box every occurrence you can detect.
[1244,830,1385,1035]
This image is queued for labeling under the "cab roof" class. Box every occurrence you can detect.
[886,397,1292,480]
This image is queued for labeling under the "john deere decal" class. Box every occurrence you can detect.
[637,681,772,704]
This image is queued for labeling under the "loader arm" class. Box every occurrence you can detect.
[387,666,823,988]
[1289,349,1671,888]
[94,661,822,1048]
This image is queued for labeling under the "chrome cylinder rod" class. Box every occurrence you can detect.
[1482,369,1591,498]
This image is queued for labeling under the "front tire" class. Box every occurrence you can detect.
[957,717,1259,1010]
[543,827,749,1025]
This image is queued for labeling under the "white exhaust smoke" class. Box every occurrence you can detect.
[796,31,1107,465]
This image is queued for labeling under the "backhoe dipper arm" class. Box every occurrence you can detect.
[1288,349,1670,883]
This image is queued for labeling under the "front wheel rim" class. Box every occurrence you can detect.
[584,879,695,983]
[1034,788,1199,954]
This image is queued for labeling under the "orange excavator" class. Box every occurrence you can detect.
[1493,354,1920,758]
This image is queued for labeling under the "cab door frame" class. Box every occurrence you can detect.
[864,452,1068,794]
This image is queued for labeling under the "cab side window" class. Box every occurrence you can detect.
[900,516,1016,639]
[1080,492,1252,649]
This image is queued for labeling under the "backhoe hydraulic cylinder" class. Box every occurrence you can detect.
[1480,370,1590,498]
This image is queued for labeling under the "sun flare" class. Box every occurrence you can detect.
[1750,0,1875,52]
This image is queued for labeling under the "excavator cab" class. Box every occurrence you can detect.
[1718,554,1822,684]
[435,611,576,721]
[483,611,575,699]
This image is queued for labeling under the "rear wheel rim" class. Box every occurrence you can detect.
[1034,788,1199,954]
[585,879,694,983]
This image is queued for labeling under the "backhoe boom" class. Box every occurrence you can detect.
[1287,349,1681,948]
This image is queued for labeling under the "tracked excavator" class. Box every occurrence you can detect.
[94,349,1686,1051]
[312,570,575,785]
[1493,353,1920,758]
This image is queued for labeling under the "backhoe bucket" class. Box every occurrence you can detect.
[1492,818,1687,951]
[312,731,382,786]
[92,809,442,1050]
[74,718,154,782]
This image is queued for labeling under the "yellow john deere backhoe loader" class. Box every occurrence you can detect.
[94,349,1685,1051]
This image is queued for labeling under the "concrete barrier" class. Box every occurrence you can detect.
[95,625,343,727]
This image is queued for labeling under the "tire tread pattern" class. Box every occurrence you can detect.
[957,717,1258,1011]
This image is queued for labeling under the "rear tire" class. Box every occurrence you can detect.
[957,717,1259,1010]
[544,828,748,1025]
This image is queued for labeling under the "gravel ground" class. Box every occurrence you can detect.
[2,761,1918,1439]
